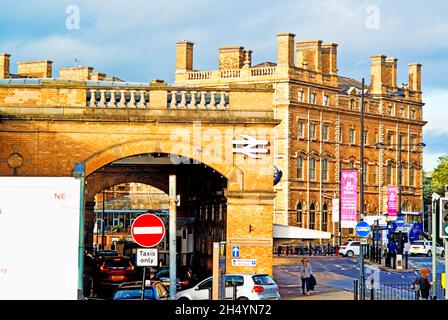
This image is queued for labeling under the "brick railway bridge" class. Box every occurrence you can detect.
[0,76,279,276]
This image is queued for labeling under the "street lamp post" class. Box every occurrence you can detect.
[398,134,403,255]
[359,78,366,300]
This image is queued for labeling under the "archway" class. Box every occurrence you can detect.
[82,152,229,298]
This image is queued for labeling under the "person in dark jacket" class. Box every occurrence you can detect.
[415,268,433,300]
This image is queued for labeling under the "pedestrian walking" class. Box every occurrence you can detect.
[299,258,313,295]
[412,268,433,300]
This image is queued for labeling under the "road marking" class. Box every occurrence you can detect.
[133,226,163,234]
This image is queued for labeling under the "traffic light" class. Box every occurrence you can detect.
[440,198,448,239]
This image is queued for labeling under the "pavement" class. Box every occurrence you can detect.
[272,255,447,300]
[273,256,354,300]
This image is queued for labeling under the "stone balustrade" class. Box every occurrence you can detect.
[86,88,149,108]
[250,67,276,77]
[167,90,229,109]
[220,69,241,78]
[187,71,212,80]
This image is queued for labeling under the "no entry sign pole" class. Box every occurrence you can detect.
[169,175,177,300]
[131,213,166,300]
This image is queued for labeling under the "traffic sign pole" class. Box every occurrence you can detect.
[356,219,369,300]
[131,213,166,300]
[431,193,439,298]
[140,266,146,300]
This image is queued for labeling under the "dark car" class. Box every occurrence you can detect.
[112,281,169,300]
[93,256,137,296]
[154,267,198,291]
[94,250,119,261]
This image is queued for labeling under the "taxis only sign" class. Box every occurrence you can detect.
[136,248,158,267]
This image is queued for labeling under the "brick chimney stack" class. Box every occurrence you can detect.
[0,53,11,79]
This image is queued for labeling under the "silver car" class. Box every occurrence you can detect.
[175,274,281,300]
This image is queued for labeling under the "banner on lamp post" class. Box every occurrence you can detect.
[387,186,398,220]
[332,199,340,223]
[340,170,358,228]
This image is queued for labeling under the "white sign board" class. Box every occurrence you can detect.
[231,259,256,267]
[0,177,80,300]
[136,248,158,267]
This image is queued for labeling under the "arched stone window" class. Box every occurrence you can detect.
[297,202,303,227]
[387,162,393,185]
[322,203,328,231]
[297,157,303,179]
[309,158,316,180]
[349,160,355,170]
[309,203,316,230]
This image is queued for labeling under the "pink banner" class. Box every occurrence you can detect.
[387,186,398,220]
[340,170,358,228]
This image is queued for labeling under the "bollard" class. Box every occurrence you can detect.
[354,280,359,300]
[370,277,375,301]
[405,252,408,269]
[392,253,397,269]
[208,287,212,300]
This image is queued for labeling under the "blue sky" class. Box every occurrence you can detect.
[0,0,447,170]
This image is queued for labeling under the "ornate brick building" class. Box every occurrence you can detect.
[174,33,426,242]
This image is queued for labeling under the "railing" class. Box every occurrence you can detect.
[354,280,446,300]
[184,66,337,84]
[187,71,212,80]
[166,90,229,109]
[86,88,149,108]
[220,69,241,78]
[250,67,276,77]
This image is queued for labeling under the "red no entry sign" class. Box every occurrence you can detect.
[131,213,166,248]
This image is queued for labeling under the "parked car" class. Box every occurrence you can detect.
[175,274,280,300]
[93,256,137,296]
[112,280,169,300]
[338,241,361,257]
[409,240,445,257]
[154,267,198,291]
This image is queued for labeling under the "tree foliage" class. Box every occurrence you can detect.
[432,155,448,193]
[423,170,433,203]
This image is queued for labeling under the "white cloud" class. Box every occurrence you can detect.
[423,89,448,133]
[424,152,444,172]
